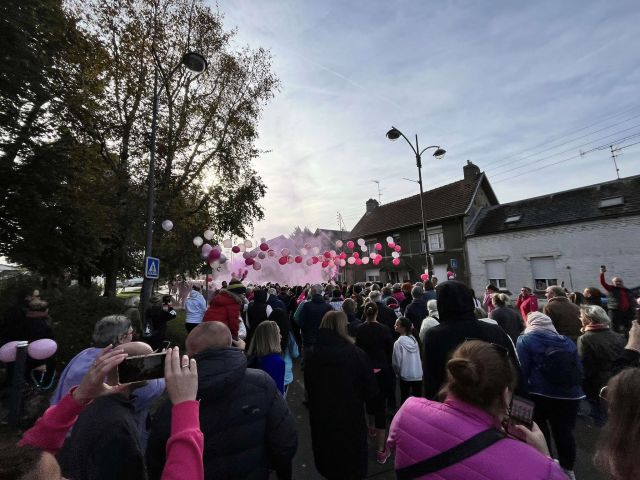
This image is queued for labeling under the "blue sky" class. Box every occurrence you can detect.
[214,0,640,241]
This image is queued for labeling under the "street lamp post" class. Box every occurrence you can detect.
[386,126,446,279]
[140,52,208,316]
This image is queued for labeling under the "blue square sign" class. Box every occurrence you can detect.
[450,258,458,269]
[145,256,160,279]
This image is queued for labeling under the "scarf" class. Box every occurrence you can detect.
[524,311,559,335]
[583,323,610,332]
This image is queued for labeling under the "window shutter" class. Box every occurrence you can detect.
[531,257,556,279]
[485,260,506,279]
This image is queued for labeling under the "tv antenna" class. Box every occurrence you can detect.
[372,180,382,203]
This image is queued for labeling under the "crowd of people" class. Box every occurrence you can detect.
[1,264,640,479]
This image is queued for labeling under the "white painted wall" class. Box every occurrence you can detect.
[466,216,640,295]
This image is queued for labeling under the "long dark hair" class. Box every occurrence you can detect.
[595,368,640,479]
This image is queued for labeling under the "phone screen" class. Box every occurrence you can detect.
[118,352,165,383]
[504,395,535,440]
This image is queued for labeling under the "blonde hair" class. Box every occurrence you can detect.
[247,321,281,356]
[319,311,353,343]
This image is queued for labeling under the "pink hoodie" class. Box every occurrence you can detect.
[388,396,566,480]
[19,391,203,480]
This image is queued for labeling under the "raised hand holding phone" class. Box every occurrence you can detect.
[72,345,128,404]
[165,346,198,405]
[514,422,550,457]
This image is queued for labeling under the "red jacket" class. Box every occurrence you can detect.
[516,294,538,323]
[203,289,242,337]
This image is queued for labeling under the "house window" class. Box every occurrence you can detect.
[485,260,507,289]
[365,242,377,256]
[531,256,557,291]
[505,214,522,224]
[365,269,380,282]
[599,196,624,208]
[420,227,445,252]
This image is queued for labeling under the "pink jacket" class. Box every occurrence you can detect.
[387,396,566,480]
[20,392,204,480]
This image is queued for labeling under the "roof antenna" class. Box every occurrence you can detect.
[372,180,382,204]
[609,145,621,180]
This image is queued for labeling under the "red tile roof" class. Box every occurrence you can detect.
[350,176,484,237]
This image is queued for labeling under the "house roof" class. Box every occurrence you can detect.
[350,173,496,238]
[469,174,640,236]
[313,229,351,241]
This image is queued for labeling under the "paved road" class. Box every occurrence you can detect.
[284,361,605,480]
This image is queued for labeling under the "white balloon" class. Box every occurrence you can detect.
[313,246,320,254]
[244,239,253,248]
[392,251,400,258]
[347,257,356,265]
[193,236,203,247]
[386,236,394,243]
[218,254,227,264]
[202,244,213,254]
[161,220,173,232]
[370,252,377,259]
[287,256,294,264]
[336,240,343,248]
[253,261,262,271]
[360,245,367,252]
[238,244,246,252]
[357,238,365,246]
[223,239,232,248]
[330,250,336,257]
[209,260,219,268]
[362,257,370,264]
[339,259,347,267]
[301,248,308,255]
[203,229,214,240]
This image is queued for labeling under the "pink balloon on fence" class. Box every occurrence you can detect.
[323,251,331,258]
[388,242,396,249]
[395,245,402,252]
[392,258,400,266]
[0,341,20,363]
[339,252,347,259]
[355,258,362,265]
[346,241,355,249]
[321,261,329,268]
[375,243,382,250]
[353,252,360,259]
[27,339,57,360]
[259,243,269,251]
[347,257,356,265]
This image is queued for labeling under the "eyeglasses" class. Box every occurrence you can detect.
[599,385,608,401]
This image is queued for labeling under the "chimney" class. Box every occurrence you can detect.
[463,160,480,183]
[366,198,379,213]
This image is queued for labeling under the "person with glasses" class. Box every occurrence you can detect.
[516,312,584,479]
[388,340,566,479]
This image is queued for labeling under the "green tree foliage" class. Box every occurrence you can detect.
[0,0,278,294]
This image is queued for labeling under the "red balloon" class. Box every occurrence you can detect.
[388,242,396,249]
[312,257,319,264]
[207,249,221,263]
[355,258,362,265]
[231,245,241,253]
[278,256,287,265]
[295,255,303,263]
[353,252,360,259]
[392,258,400,266]
[245,258,254,266]
[395,245,402,252]
[323,251,331,258]
[259,243,269,251]
[339,252,347,260]
[346,241,355,249]
[375,242,382,250]
[321,261,329,268]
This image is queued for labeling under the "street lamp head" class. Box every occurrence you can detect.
[386,127,401,141]
[182,52,208,73]
[433,148,446,159]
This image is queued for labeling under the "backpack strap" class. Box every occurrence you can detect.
[395,428,504,479]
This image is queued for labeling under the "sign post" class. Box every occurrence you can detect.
[145,256,160,280]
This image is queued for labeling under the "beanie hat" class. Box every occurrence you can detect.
[227,279,247,295]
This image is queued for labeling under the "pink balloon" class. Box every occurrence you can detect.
[207,249,221,263]
[232,245,241,253]
[321,261,329,268]
[245,258,254,266]
[295,255,303,263]
[253,261,262,270]
[287,255,294,264]
[304,243,312,249]
[353,252,360,259]
[306,258,313,266]
[312,257,319,264]
[392,258,400,266]
[375,242,382,250]
[395,245,402,252]
[323,251,331,258]
[339,252,347,259]
[259,243,269,251]
[388,242,396,249]
[420,273,429,282]
[373,258,381,266]
[355,258,362,265]
[0,341,20,363]
[268,249,276,257]
[281,248,290,257]
[242,251,250,259]
[346,241,355,249]
[278,256,288,265]
[27,339,57,360]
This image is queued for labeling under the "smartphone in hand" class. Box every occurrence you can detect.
[118,352,166,383]
[503,395,535,441]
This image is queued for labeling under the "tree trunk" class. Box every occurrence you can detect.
[103,252,118,297]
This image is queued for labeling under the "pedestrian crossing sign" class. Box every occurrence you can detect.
[145,256,160,279]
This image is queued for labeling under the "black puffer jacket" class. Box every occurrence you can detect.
[146,347,297,480]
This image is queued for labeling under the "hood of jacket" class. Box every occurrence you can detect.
[312,328,356,365]
[188,290,201,300]
[213,289,243,306]
[436,281,476,323]
[311,293,327,304]
[397,335,419,353]
[253,289,268,304]
[194,347,247,400]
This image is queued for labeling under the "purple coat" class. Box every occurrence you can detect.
[388,396,566,479]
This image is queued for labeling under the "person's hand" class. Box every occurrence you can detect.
[626,321,640,353]
[232,338,246,350]
[600,265,607,273]
[164,346,198,405]
[72,346,128,405]
[514,422,550,457]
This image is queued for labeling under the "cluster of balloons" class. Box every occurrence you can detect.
[0,339,57,363]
